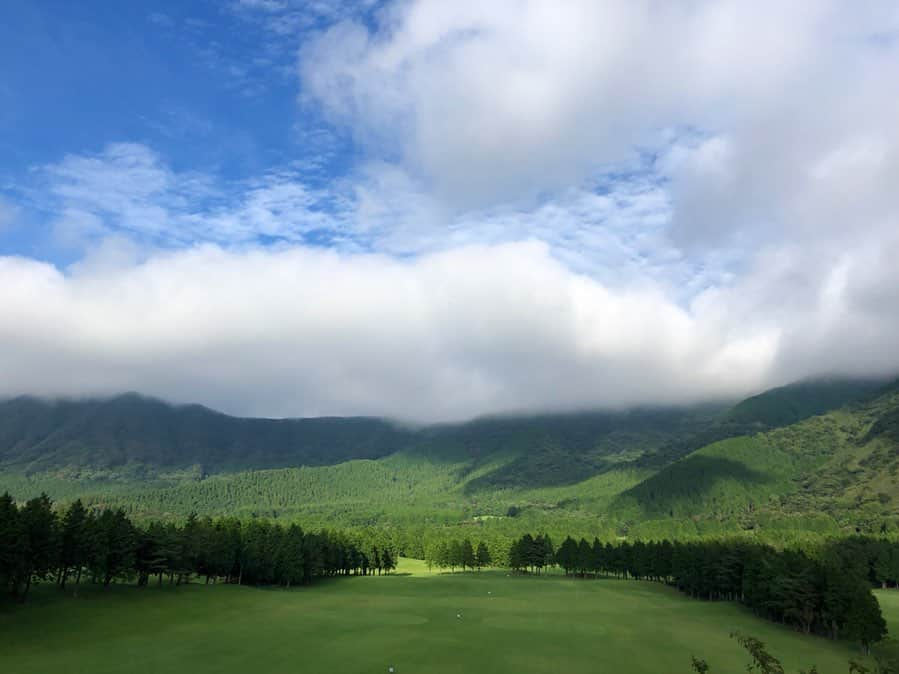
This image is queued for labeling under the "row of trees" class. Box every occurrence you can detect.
[424,538,491,572]
[0,493,397,602]
[509,533,888,654]
[508,533,555,573]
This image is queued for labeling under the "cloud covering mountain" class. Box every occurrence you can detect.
[1,1,897,420]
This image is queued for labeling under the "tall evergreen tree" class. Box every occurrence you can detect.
[0,492,23,597]
[475,541,491,571]
[460,539,475,571]
[576,538,592,577]
[92,508,135,587]
[556,537,578,575]
[18,494,59,600]
[434,541,449,572]
[448,540,462,573]
[843,583,887,655]
[134,521,168,588]
[58,499,91,591]
[276,524,305,587]
[382,548,396,575]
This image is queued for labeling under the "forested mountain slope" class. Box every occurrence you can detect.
[0,393,725,478]
[612,380,899,533]
[726,377,886,428]
[0,376,879,476]
[1,377,895,542]
[0,393,408,473]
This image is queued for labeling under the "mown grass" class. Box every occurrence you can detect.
[0,559,878,674]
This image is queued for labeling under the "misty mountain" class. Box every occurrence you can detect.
[0,393,407,473]
[0,376,886,479]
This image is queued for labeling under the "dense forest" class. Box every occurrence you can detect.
[503,532,890,654]
[0,493,400,603]
[5,490,898,659]
[3,377,898,545]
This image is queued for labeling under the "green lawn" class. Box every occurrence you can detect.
[874,589,899,665]
[0,561,880,674]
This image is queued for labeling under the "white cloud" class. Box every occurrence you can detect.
[301,2,839,204]
[27,143,351,249]
[25,143,684,285]
[1,236,897,422]
[300,0,899,245]
[4,2,899,420]
[0,241,776,421]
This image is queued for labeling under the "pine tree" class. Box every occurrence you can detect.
[448,540,462,573]
[556,537,578,575]
[372,546,382,575]
[59,499,90,590]
[382,548,396,575]
[591,538,605,577]
[475,541,491,571]
[460,539,475,571]
[134,521,168,587]
[92,508,135,587]
[843,583,887,655]
[18,494,59,600]
[0,492,23,597]
[577,538,592,577]
[276,524,305,587]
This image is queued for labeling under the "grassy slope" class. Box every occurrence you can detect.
[0,451,649,542]
[1,378,895,540]
[612,384,899,536]
[0,565,872,674]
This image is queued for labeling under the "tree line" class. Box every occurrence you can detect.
[509,533,889,654]
[424,538,492,572]
[0,493,398,603]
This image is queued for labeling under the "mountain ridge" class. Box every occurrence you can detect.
[2,376,897,541]
[1,376,890,476]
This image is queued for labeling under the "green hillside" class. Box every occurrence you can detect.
[0,393,409,473]
[0,394,723,486]
[727,377,886,428]
[1,377,897,542]
[612,381,899,535]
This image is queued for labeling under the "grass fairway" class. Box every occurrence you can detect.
[875,590,899,664]
[1,561,874,674]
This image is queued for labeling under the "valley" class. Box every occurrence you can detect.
[2,377,898,544]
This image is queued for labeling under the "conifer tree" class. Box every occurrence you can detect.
[475,541,491,571]
[448,540,462,573]
[18,494,59,600]
[59,499,91,590]
[93,508,135,587]
[556,537,578,575]
[461,539,475,571]
[0,492,23,597]
[382,548,396,575]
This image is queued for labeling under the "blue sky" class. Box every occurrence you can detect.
[1,1,370,262]
[0,0,689,282]
[0,1,897,420]
[0,1,377,173]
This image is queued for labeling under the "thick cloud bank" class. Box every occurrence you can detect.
[2,239,897,422]
[2,1,899,420]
